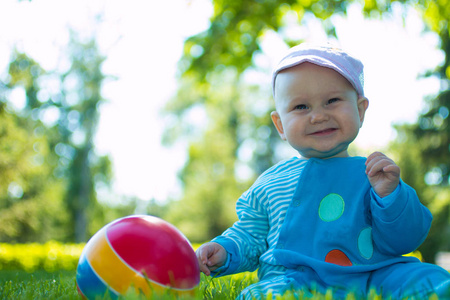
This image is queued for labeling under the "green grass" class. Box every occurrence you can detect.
[1,244,441,299]
[0,269,258,300]
[0,270,79,299]
[0,270,444,300]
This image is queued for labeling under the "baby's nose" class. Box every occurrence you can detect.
[310,108,329,124]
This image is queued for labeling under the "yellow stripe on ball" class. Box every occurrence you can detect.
[85,228,166,295]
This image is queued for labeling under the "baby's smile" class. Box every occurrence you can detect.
[309,128,338,136]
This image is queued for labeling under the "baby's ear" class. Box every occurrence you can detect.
[271,111,286,140]
[357,97,369,126]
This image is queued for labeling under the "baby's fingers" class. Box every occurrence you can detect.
[381,163,400,176]
[206,253,226,271]
[365,152,385,171]
[196,245,213,276]
[366,151,385,162]
[199,263,211,276]
[365,152,399,177]
[366,158,390,176]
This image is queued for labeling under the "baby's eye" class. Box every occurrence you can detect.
[327,98,340,104]
[294,104,308,110]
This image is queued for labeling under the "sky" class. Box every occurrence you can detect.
[0,0,444,203]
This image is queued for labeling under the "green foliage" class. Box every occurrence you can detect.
[181,0,348,79]
[0,31,115,243]
[164,68,280,242]
[389,115,450,262]
[386,0,450,260]
[0,91,69,242]
[56,33,113,242]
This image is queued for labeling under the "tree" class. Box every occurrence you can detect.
[2,32,113,243]
[0,55,69,242]
[59,33,112,242]
[165,0,450,257]
[385,0,450,261]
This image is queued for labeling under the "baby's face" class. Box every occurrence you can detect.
[271,62,368,159]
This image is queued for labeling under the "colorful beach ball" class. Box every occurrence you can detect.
[76,215,200,299]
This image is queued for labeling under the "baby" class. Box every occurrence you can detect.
[196,44,450,299]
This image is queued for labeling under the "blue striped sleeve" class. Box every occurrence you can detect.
[211,157,307,277]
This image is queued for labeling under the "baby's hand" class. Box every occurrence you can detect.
[365,152,400,198]
[196,242,227,276]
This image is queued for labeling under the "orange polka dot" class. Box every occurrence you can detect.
[325,249,352,266]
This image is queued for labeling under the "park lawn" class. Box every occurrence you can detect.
[0,269,444,299]
[0,269,258,300]
[1,242,441,299]
[0,269,79,299]
[0,269,384,300]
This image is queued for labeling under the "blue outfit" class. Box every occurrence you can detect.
[212,157,450,299]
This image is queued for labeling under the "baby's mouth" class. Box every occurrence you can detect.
[310,128,337,136]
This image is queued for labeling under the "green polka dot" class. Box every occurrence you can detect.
[318,193,344,222]
[358,227,373,259]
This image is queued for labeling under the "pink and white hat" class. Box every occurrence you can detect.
[272,44,365,97]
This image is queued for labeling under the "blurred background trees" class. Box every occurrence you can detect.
[0,0,448,263]
[0,33,129,243]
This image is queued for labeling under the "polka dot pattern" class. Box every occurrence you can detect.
[320,193,373,266]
